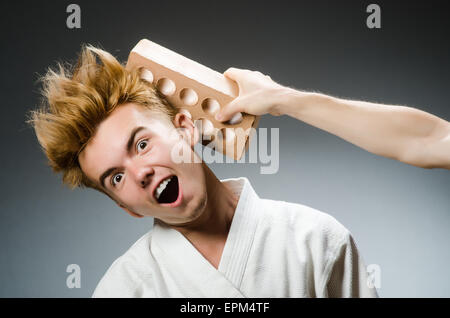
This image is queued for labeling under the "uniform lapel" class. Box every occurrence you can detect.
[218,177,259,291]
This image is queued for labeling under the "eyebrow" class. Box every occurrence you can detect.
[99,126,146,189]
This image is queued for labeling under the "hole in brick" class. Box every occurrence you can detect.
[140,68,154,83]
[195,118,215,137]
[180,88,198,106]
[226,112,243,125]
[201,98,220,115]
[156,78,176,96]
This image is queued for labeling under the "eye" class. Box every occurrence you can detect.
[111,172,124,187]
[136,139,149,153]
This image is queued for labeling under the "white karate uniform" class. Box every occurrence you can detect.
[92,177,378,298]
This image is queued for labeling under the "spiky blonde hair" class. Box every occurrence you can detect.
[27,44,177,193]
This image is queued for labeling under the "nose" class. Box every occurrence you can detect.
[139,171,153,188]
[128,161,154,188]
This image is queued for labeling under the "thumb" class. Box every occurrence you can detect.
[215,98,245,122]
[223,67,245,81]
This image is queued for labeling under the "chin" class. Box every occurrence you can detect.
[185,189,207,218]
[172,190,208,227]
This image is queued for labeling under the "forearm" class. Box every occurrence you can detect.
[276,87,450,169]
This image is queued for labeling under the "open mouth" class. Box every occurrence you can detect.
[154,175,180,204]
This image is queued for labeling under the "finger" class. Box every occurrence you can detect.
[255,70,272,81]
[223,67,251,80]
[215,98,245,122]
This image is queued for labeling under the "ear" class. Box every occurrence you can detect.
[117,203,144,218]
[172,112,200,147]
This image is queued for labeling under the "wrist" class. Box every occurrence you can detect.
[267,87,297,116]
[273,87,318,117]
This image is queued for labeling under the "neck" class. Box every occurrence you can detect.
[171,163,239,244]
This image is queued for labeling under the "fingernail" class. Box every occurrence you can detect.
[215,113,223,121]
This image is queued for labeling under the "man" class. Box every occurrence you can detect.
[28,45,378,297]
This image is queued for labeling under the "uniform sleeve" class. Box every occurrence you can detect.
[323,232,379,298]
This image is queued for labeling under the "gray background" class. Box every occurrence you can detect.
[1,0,449,297]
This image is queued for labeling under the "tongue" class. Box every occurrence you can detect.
[158,176,179,204]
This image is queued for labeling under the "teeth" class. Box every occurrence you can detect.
[155,177,173,200]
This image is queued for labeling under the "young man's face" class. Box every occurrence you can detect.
[78,102,207,225]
